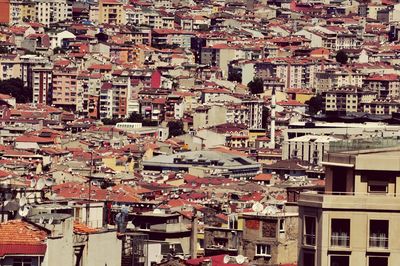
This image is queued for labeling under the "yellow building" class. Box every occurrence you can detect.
[98,0,125,25]
[102,156,135,173]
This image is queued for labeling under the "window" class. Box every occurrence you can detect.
[279,219,285,233]
[369,220,388,249]
[331,219,350,247]
[229,214,238,230]
[368,181,388,193]
[369,256,388,266]
[303,251,315,266]
[330,256,349,266]
[140,223,150,230]
[13,258,32,266]
[304,216,316,246]
[255,244,271,257]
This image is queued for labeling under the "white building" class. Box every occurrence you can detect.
[282,135,340,165]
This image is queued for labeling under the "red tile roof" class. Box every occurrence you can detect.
[0,220,47,257]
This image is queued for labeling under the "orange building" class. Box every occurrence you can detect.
[0,0,10,24]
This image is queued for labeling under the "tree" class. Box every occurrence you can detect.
[101,118,124,125]
[335,50,348,65]
[306,94,324,115]
[0,78,32,103]
[228,72,242,83]
[247,78,264,94]
[167,120,184,137]
[261,106,269,129]
[126,112,143,123]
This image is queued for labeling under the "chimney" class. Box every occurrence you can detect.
[269,88,276,149]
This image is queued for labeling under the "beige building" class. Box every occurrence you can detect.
[322,86,376,114]
[298,142,400,266]
[52,68,79,111]
[98,0,125,25]
[193,105,227,130]
[242,210,298,265]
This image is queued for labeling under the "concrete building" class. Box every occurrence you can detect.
[99,0,125,25]
[143,150,261,179]
[242,209,298,265]
[322,86,376,114]
[52,68,79,111]
[315,69,366,93]
[31,65,53,105]
[193,105,227,130]
[130,210,192,257]
[363,74,400,99]
[282,135,340,166]
[35,0,72,26]
[298,142,400,266]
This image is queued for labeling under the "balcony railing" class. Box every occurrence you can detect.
[369,235,388,249]
[331,233,350,247]
[304,234,316,246]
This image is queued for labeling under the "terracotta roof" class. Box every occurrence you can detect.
[253,173,272,181]
[0,220,47,248]
[73,221,100,234]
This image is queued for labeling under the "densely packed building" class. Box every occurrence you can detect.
[0,0,399,265]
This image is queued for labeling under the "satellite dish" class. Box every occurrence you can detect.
[49,193,58,200]
[252,202,263,213]
[39,216,44,224]
[223,255,231,264]
[19,196,27,207]
[36,178,45,190]
[236,255,245,264]
[18,206,29,217]
[153,209,162,214]
[30,179,37,188]
[45,178,54,187]
[48,217,54,225]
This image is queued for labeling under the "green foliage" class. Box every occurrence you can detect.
[167,120,185,137]
[261,106,269,129]
[0,78,32,103]
[101,118,124,125]
[228,72,242,83]
[335,50,348,65]
[306,94,324,115]
[247,78,264,94]
[127,112,143,123]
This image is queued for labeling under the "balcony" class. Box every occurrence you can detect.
[298,191,400,211]
[369,235,388,249]
[331,233,350,248]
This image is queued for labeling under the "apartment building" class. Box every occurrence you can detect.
[31,65,52,105]
[255,58,335,90]
[99,76,130,119]
[322,86,376,114]
[35,0,72,26]
[363,74,400,99]
[298,142,400,266]
[193,105,227,129]
[52,68,79,111]
[98,0,125,25]
[242,210,298,265]
[315,69,366,93]
[363,98,400,115]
